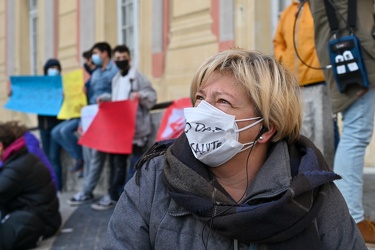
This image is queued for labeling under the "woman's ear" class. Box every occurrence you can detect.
[257,125,276,144]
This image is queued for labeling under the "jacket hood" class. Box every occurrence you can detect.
[43,58,61,75]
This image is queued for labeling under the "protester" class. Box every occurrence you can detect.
[39,58,63,191]
[51,53,89,175]
[90,45,157,210]
[104,49,365,249]
[273,0,335,167]
[309,0,375,245]
[78,49,98,179]
[0,121,61,249]
[67,42,118,206]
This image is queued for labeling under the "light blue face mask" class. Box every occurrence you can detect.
[91,54,103,66]
[47,68,59,76]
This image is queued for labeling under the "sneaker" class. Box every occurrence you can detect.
[67,192,93,206]
[91,194,117,211]
[357,220,375,247]
[69,159,84,172]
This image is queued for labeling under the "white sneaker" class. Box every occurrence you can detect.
[91,194,117,211]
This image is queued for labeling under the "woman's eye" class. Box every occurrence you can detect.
[218,99,229,104]
[196,95,204,101]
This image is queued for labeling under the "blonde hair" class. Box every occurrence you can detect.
[190,48,302,143]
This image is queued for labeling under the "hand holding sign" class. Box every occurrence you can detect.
[78,100,138,154]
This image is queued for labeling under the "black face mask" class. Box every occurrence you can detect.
[115,60,129,71]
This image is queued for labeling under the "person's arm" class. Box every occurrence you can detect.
[317,183,367,249]
[273,11,287,63]
[104,157,162,249]
[132,73,157,110]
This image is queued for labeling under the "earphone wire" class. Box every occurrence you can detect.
[201,130,263,249]
[292,1,330,70]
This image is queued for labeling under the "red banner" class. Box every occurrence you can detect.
[156,97,192,141]
[78,100,138,154]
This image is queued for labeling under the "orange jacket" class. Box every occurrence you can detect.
[273,2,324,86]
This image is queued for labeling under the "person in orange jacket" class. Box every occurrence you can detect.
[273,0,335,167]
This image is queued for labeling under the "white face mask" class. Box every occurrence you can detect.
[183,100,264,167]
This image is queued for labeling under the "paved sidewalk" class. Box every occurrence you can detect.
[33,168,375,249]
[33,192,112,250]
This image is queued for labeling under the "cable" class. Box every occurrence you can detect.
[200,130,263,249]
[292,1,330,70]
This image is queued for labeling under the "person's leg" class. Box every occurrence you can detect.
[91,153,128,210]
[301,84,334,168]
[333,114,340,151]
[0,210,45,250]
[334,87,375,223]
[126,144,148,183]
[108,153,128,201]
[52,119,83,172]
[82,146,92,178]
[82,149,107,195]
[314,84,335,168]
[49,134,63,191]
[52,119,82,159]
[67,148,106,205]
[56,119,83,160]
[39,128,51,160]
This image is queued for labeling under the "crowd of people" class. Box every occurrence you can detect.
[42,41,157,212]
[0,41,156,248]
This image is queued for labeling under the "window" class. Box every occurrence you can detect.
[270,0,292,41]
[29,0,38,75]
[117,0,139,66]
[219,0,234,42]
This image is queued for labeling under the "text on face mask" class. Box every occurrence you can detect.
[185,122,224,133]
[189,141,223,155]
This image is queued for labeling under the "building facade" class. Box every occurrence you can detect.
[0,0,290,122]
[1,0,375,166]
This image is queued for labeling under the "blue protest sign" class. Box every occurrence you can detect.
[4,76,63,116]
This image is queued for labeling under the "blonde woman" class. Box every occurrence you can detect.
[105,49,365,249]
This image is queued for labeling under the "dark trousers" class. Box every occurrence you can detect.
[108,144,147,201]
[40,128,62,191]
[0,210,51,250]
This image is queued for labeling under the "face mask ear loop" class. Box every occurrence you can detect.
[239,141,257,152]
[235,117,262,122]
[235,118,264,133]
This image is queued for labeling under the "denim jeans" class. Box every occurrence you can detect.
[40,128,62,191]
[51,119,83,160]
[334,87,375,223]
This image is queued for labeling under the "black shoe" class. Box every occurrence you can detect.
[69,159,84,172]
[67,192,93,206]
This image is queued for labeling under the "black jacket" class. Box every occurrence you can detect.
[0,146,61,237]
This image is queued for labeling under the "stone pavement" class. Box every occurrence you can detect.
[32,167,375,249]
[33,192,112,250]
